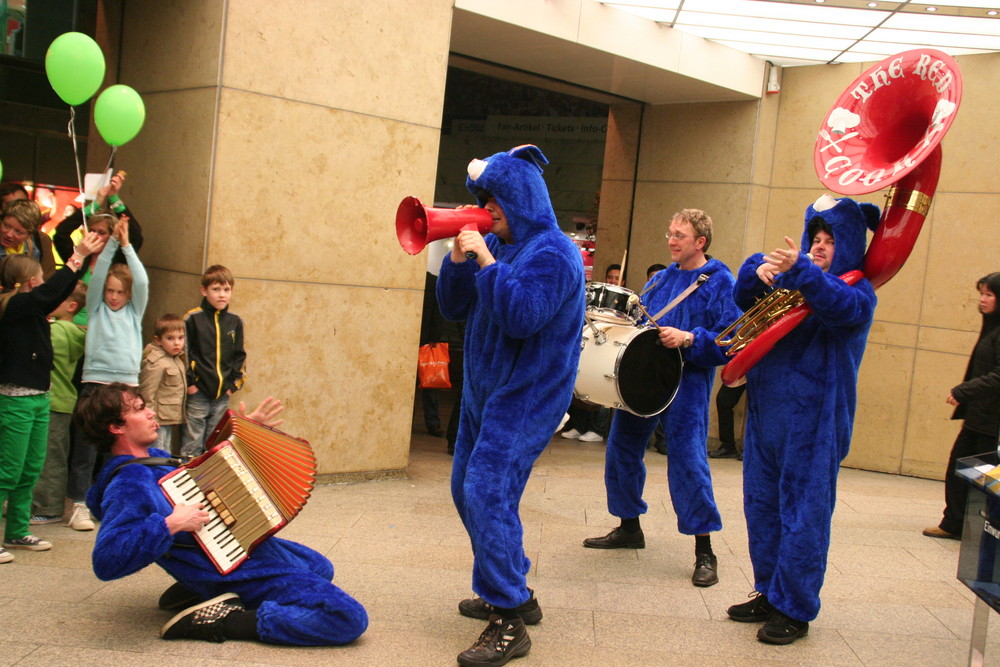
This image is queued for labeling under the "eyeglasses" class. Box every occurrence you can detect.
[665,232,693,241]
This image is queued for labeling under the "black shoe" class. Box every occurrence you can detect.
[583,526,645,549]
[428,426,445,437]
[158,581,202,611]
[709,444,739,459]
[727,591,775,622]
[459,590,543,625]
[692,553,718,587]
[654,444,668,455]
[757,611,809,645]
[160,592,244,642]
[457,614,531,666]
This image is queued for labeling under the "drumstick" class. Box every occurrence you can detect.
[627,294,663,333]
[620,248,628,286]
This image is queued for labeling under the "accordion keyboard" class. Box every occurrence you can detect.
[160,468,248,572]
[160,444,284,573]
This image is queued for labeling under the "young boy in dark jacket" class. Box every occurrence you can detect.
[180,265,246,457]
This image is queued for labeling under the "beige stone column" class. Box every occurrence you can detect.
[93,0,455,479]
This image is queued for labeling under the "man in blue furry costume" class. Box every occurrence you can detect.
[437,145,584,666]
[726,194,878,645]
[80,383,368,645]
[583,208,742,587]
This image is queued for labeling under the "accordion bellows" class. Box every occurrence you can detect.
[159,411,316,574]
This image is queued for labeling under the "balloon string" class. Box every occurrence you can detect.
[67,106,90,234]
[101,147,116,186]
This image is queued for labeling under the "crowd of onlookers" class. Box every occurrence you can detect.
[0,175,246,564]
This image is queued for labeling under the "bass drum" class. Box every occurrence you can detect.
[575,322,683,417]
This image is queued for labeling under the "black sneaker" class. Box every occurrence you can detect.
[727,591,775,622]
[459,590,542,625]
[160,592,243,642]
[709,444,739,459]
[582,526,645,549]
[691,553,718,587]
[158,581,202,611]
[757,610,809,645]
[457,614,531,666]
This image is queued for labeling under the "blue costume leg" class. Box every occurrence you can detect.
[742,412,782,591]
[206,539,367,646]
[605,410,657,519]
[451,398,480,539]
[663,381,722,535]
[462,414,546,609]
[764,437,841,622]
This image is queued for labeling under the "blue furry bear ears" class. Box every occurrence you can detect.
[507,144,549,172]
[805,194,881,233]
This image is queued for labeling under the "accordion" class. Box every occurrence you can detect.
[158,411,316,574]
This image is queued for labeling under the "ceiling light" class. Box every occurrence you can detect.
[926,6,938,10]
[815,0,825,3]
[867,1,878,5]
[989,10,999,15]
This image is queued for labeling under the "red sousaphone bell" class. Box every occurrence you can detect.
[719,49,963,386]
[395,196,493,255]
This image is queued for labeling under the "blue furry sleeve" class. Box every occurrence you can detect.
[475,244,579,339]
[437,254,480,322]
[686,272,741,369]
[734,253,769,310]
[91,466,176,581]
[778,254,875,330]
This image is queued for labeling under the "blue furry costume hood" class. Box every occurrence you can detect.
[734,195,878,623]
[437,145,585,609]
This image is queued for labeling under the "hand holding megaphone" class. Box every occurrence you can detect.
[396,196,492,258]
[453,225,494,265]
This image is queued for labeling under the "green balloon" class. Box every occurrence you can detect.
[94,85,146,147]
[45,32,106,106]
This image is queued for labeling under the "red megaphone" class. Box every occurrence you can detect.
[395,196,493,255]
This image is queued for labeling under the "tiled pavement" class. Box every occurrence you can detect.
[0,427,992,666]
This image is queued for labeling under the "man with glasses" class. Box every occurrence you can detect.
[583,208,740,588]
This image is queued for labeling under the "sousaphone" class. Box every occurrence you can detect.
[718,49,962,386]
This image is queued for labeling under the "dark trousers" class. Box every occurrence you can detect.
[68,383,100,501]
[940,427,998,536]
[715,383,747,447]
[422,388,441,432]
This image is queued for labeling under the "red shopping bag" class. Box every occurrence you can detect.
[418,343,451,389]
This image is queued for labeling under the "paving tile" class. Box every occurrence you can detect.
[0,640,39,666]
[811,600,955,638]
[840,630,970,667]
[594,611,863,665]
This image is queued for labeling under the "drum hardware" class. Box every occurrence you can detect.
[583,312,608,345]
[627,294,663,333]
[718,49,962,387]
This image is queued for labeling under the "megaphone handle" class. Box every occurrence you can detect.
[461,222,480,261]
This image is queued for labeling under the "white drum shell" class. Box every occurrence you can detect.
[575,322,682,417]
